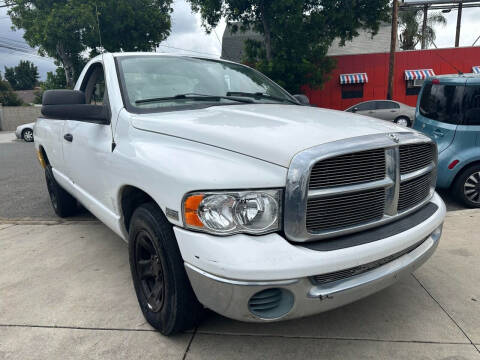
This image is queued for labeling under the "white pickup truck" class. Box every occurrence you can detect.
[34,53,446,335]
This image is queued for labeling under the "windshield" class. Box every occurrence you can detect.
[116,56,297,113]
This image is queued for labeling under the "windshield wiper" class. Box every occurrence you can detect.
[226,91,297,104]
[135,93,253,105]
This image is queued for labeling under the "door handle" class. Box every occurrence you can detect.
[433,129,444,137]
[64,133,73,142]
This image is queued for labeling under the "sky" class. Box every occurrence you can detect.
[0,0,479,80]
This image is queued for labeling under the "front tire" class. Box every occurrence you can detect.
[22,128,34,142]
[453,164,480,208]
[394,116,411,127]
[45,165,77,217]
[128,202,202,335]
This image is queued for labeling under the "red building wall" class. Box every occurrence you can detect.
[304,47,480,110]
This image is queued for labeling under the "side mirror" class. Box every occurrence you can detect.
[351,107,359,113]
[41,90,109,124]
[293,94,310,105]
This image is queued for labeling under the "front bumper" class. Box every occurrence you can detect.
[175,193,445,322]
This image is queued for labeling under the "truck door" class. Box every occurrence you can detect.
[61,62,114,212]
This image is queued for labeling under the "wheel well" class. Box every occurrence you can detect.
[39,146,50,166]
[395,115,410,121]
[120,186,155,232]
[451,160,480,186]
[22,127,32,134]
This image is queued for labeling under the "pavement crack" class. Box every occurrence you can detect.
[413,273,479,354]
[195,330,474,345]
[182,326,198,360]
[0,323,157,333]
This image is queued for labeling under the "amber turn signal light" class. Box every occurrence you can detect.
[184,194,204,227]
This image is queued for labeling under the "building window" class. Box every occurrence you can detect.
[341,84,364,99]
[406,79,424,95]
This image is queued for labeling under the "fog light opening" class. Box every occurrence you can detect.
[248,288,294,320]
[431,225,443,241]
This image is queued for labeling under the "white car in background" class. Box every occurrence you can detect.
[15,122,35,142]
[345,100,416,127]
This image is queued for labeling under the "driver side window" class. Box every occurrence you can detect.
[81,63,106,105]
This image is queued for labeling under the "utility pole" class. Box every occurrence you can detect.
[421,4,428,49]
[455,0,463,47]
[387,0,398,100]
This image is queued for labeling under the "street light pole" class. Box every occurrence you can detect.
[387,0,399,100]
[455,0,463,47]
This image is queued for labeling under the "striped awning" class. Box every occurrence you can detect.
[339,73,368,84]
[404,69,435,80]
[473,66,480,74]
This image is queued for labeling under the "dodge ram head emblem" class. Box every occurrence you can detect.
[388,133,400,143]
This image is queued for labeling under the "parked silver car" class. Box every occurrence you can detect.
[15,122,35,142]
[345,100,415,127]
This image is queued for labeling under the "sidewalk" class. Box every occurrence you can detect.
[0,131,16,144]
[0,210,479,359]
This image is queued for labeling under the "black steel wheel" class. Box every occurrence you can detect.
[45,165,77,217]
[134,230,166,313]
[128,202,202,335]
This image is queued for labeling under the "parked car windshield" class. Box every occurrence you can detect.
[116,56,297,112]
[419,83,463,124]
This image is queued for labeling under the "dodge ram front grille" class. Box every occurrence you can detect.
[309,149,385,189]
[399,143,434,174]
[306,189,386,232]
[398,172,433,212]
[284,133,437,242]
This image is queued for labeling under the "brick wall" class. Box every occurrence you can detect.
[0,105,42,131]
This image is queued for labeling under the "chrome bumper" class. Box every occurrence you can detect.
[185,225,442,322]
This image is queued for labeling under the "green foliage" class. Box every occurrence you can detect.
[399,9,446,50]
[0,75,23,106]
[4,60,39,90]
[189,0,390,94]
[34,67,67,104]
[7,0,173,87]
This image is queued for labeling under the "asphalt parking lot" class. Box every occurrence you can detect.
[0,132,479,359]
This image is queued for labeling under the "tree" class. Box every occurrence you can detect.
[7,0,173,88]
[399,8,446,50]
[188,0,390,94]
[4,60,39,90]
[0,73,23,106]
[34,66,67,104]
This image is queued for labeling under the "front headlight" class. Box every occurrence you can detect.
[183,190,282,235]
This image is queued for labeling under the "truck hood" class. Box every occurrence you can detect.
[130,104,410,167]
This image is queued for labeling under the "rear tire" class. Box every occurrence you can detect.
[128,202,202,335]
[22,128,34,142]
[453,164,480,208]
[45,165,77,217]
[394,116,411,127]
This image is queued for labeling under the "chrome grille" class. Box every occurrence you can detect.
[284,133,437,243]
[399,143,434,174]
[309,149,385,189]
[398,172,433,212]
[306,189,385,232]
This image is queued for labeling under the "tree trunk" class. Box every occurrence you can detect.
[56,43,75,88]
[260,2,272,61]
